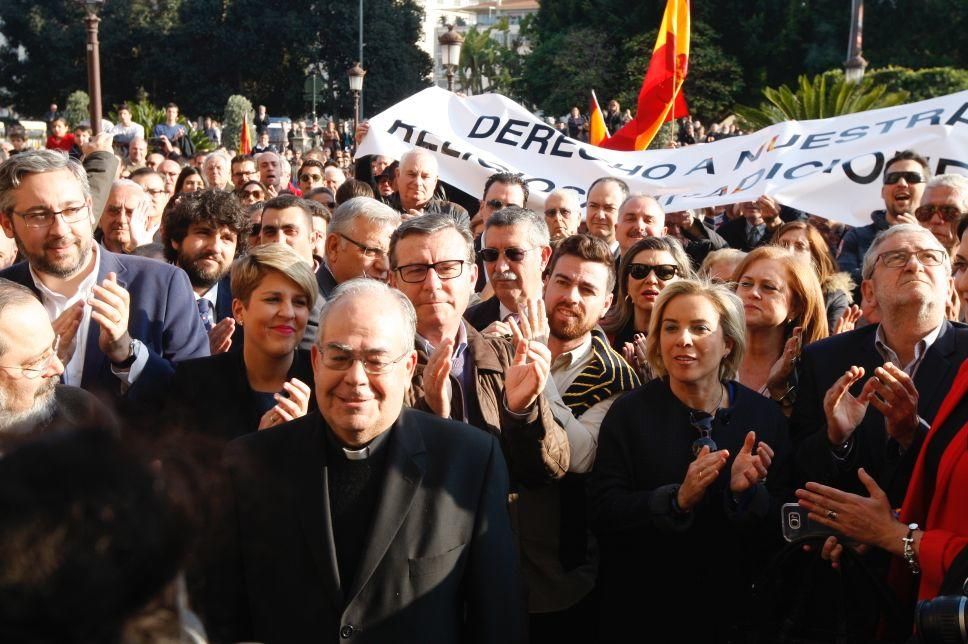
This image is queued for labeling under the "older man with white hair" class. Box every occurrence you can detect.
[543,188,582,242]
[98,179,153,254]
[915,173,968,256]
[386,148,469,227]
[202,151,232,191]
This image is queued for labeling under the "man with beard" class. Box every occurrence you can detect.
[523,234,640,643]
[465,207,551,332]
[162,190,249,355]
[0,279,115,434]
[98,180,151,254]
[0,150,208,409]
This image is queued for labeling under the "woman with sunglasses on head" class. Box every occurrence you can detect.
[773,221,858,331]
[603,236,693,380]
[167,244,319,442]
[732,246,828,411]
[590,279,791,643]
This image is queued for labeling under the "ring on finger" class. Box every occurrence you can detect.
[826,509,838,521]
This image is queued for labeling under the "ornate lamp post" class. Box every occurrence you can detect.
[79,0,105,134]
[438,25,464,92]
[845,0,868,83]
[347,62,366,140]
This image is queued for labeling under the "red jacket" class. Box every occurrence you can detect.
[894,357,968,600]
[46,133,75,152]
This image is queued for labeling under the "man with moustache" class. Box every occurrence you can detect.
[914,173,968,257]
[472,173,529,292]
[162,190,250,354]
[522,234,640,642]
[0,279,116,434]
[465,207,551,332]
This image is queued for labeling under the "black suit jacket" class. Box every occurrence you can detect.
[463,297,501,332]
[167,349,315,443]
[792,320,968,505]
[212,408,524,643]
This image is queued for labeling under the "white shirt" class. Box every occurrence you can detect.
[542,333,620,473]
[874,322,942,378]
[31,245,147,388]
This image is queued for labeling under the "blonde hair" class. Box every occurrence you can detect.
[230,244,319,309]
[644,279,747,382]
[731,245,828,345]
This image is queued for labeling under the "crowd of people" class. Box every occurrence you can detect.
[0,93,965,644]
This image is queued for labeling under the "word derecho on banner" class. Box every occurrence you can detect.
[358,87,968,226]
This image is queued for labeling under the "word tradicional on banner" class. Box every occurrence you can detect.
[358,87,968,227]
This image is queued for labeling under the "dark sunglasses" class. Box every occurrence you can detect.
[628,263,678,281]
[915,204,965,223]
[299,173,323,182]
[690,411,718,458]
[480,247,534,262]
[242,190,264,199]
[884,171,924,185]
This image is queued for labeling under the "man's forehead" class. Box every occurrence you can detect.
[485,181,524,203]
[13,169,84,204]
[923,185,962,204]
[263,207,304,225]
[621,197,661,217]
[553,254,608,285]
[398,229,463,260]
[484,223,528,246]
[880,232,943,253]
[886,159,923,174]
[111,184,144,200]
[588,182,622,201]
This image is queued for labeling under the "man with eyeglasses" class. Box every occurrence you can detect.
[211,278,523,642]
[465,206,551,332]
[543,188,582,242]
[837,150,931,294]
[297,159,326,194]
[0,279,116,433]
[388,212,568,488]
[319,196,399,299]
[471,172,529,292]
[914,174,968,257]
[0,150,208,410]
[129,168,169,235]
[793,224,968,519]
[229,154,259,190]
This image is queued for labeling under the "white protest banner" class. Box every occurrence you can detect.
[358,86,968,227]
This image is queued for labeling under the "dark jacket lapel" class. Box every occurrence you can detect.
[291,414,342,610]
[344,409,427,605]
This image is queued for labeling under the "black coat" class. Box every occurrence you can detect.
[463,297,500,332]
[589,379,792,642]
[209,408,525,643]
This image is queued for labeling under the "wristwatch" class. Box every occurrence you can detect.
[111,339,138,369]
[902,523,920,574]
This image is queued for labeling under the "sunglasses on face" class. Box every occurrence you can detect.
[300,173,323,182]
[915,204,965,223]
[884,171,924,185]
[242,190,264,199]
[690,411,718,458]
[480,247,534,263]
[628,263,678,281]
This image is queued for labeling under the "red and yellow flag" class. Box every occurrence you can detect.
[239,112,252,155]
[602,0,690,151]
[588,90,610,146]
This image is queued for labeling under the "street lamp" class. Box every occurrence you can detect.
[347,62,366,141]
[438,24,464,92]
[78,0,105,134]
[844,0,868,83]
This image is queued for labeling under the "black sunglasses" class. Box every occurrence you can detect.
[884,171,924,185]
[480,247,534,262]
[915,204,965,223]
[689,411,718,458]
[628,263,678,281]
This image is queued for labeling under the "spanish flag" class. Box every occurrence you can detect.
[239,112,252,155]
[602,0,690,151]
[588,90,610,146]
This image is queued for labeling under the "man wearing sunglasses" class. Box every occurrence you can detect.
[472,172,530,292]
[837,150,931,294]
[465,206,551,332]
[914,174,968,256]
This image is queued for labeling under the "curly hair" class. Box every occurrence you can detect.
[161,189,250,263]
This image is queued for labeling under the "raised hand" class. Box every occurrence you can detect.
[505,317,551,413]
[208,317,235,355]
[823,365,872,445]
[52,301,84,366]
[423,338,454,418]
[258,378,312,430]
[89,272,133,364]
[867,362,920,450]
[729,431,774,494]
[766,326,801,398]
[516,298,549,344]
[128,192,157,248]
[833,305,862,335]
[678,445,730,511]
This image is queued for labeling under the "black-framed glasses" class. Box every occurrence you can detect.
[915,204,965,223]
[394,260,465,283]
[0,337,60,379]
[876,249,946,269]
[545,207,572,217]
[11,204,89,229]
[480,247,535,263]
[689,410,718,458]
[338,233,387,259]
[884,171,924,185]
[318,344,410,375]
[628,263,678,281]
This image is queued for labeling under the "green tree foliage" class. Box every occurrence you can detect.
[222,95,254,154]
[455,17,529,101]
[0,0,432,120]
[733,74,909,131]
[864,67,968,103]
[64,91,90,128]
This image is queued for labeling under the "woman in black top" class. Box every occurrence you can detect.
[169,244,320,442]
[589,279,792,643]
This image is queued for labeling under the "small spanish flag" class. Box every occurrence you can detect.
[239,112,252,155]
[602,0,690,151]
[588,90,610,147]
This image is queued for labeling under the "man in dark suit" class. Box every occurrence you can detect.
[161,190,250,354]
[212,278,523,643]
[792,224,968,507]
[717,196,786,251]
[0,150,208,408]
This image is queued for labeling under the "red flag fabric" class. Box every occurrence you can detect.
[239,112,252,155]
[588,90,610,146]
